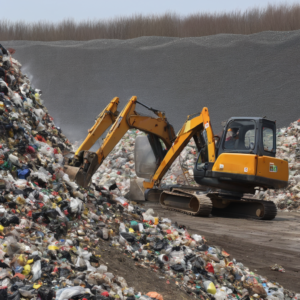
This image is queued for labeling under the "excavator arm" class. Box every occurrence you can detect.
[65,96,176,187]
[94,96,175,162]
[143,107,215,189]
[75,97,119,155]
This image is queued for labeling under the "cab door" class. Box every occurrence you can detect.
[194,128,209,179]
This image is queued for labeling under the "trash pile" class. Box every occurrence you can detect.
[257,120,300,211]
[91,132,198,192]
[160,140,197,186]
[92,130,140,195]
[0,44,148,300]
[104,203,298,300]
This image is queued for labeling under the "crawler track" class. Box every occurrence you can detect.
[208,192,277,220]
[158,188,277,220]
[159,189,212,217]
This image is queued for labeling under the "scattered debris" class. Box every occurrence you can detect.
[271,264,286,273]
[256,120,300,212]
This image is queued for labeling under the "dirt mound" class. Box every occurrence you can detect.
[5,30,300,143]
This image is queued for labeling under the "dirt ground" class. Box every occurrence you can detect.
[96,239,191,300]
[93,204,299,299]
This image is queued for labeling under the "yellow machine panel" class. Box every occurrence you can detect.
[212,153,257,176]
[256,156,289,181]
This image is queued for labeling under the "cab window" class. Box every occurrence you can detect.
[263,127,274,152]
[224,120,256,151]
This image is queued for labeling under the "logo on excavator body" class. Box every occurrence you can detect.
[269,163,277,172]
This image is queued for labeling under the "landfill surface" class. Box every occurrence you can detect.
[0,42,300,300]
[4,30,300,145]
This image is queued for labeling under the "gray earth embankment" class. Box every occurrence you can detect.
[6,30,300,143]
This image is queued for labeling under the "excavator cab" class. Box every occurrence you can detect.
[218,118,276,157]
[194,117,288,194]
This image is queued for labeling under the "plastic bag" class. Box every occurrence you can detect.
[120,232,136,243]
[98,265,108,274]
[55,154,64,165]
[19,285,35,298]
[39,145,54,158]
[0,269,12,280]
[36,122,45,131]
[8,154,21,167]
[70,198,82,213]
[31,260,41,282]
[31,169,51,183]
[214,289,227,300]
[7,290,19,300]
[11,93,23,107]
[191,234,203,243]
[0,287,7,300]
[56,286,85,300]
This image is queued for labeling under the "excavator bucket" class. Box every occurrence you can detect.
[127,178,145,201]
[127,135,162,202]
[63,165,80,182]
[127,179,163,202]
[64,151,100,188]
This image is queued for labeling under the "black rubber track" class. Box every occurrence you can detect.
[159,189,277,220]
[159,189,212,217]
[208,192,277,220]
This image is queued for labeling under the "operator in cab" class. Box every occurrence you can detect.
[225,128,240,149]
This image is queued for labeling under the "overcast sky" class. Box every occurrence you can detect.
[2,0,297,22]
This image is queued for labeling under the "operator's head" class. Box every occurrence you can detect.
[232,128,239,139]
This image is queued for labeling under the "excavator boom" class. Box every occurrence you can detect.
[75,97,119,155]
[143,107,214,189]
[65,96,176,188]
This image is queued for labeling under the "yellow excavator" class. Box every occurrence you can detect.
[64,96,176,188]
[134,107,289,219]
[65,98,288,220]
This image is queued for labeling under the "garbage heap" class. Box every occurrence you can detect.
[92,133,198,193]
[0,45,144,300]
[104,201,298,299]
[92,130,140,195]
[257,120,300,211]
